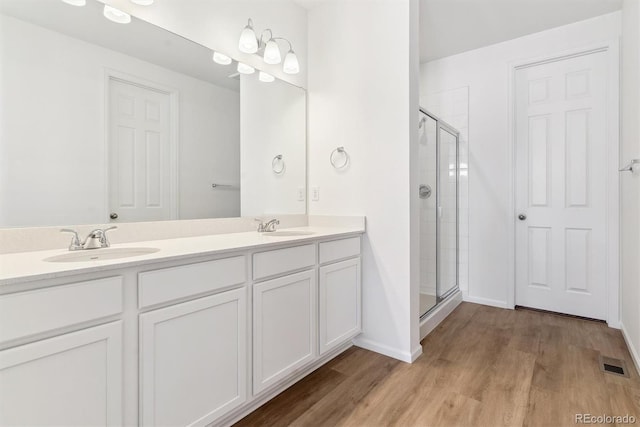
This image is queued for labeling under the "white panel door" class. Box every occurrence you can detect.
[0,322,123,426]
[108,79,173,223]
[319,258,361,355]
[515,51,608,319]
[253,270,316,394]
[139,288,247,427]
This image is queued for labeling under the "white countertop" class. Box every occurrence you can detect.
[0,226,364,286]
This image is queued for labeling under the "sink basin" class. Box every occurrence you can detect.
[261,231,315,237]
[44,247,160,263]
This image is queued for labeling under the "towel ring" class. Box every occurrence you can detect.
[330,147,349,169]
[272,154,285,174]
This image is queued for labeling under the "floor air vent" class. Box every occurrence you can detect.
[599,355,629,378]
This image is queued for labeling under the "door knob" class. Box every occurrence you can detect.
[110,213,118,220]
[518,214,527,221]
[418,184,432,199]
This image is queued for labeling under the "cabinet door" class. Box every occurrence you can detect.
[139,288,247,427]
[253,270,316,394]
[0,322,123,426]
[319,258,361,355]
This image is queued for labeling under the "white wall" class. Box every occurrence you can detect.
[307,0,421,362]
[0,15,240,227]
[240,75,306,217]
[420,12,622,307]
[102,0,308,89]
[620,0,640,371]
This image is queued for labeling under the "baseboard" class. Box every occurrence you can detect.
[607,318,621,329]
[352,336,416,363]
[411,344,423,362]
[217,341,353,426]
[462,292,510,309]
[620,322,640,377]
[420,290,462,340]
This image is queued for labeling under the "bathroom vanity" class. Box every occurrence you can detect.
[0,225,364,426]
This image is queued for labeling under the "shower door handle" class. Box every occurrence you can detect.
[518,214,527,221]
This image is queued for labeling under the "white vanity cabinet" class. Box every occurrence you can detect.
[0,277,124,426]
[137,257,248,426]
[0,322,123,426]
[252,244,317,394]
[252,270,316,394]
[139,288,247,427]
[318,237,362,355]
[0,229,364,426]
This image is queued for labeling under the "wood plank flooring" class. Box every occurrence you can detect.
[235,303,640,426]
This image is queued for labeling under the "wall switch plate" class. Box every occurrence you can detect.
[297,187,305,201]
[311,187,320,201]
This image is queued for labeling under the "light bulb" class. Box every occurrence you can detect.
[212,51,232,65]
[237,63,255,75]
[263,39,281,65]
[61,0,86,5]
[131,0,154,4]
[238,21,258,54]
[103,5,131,24]
[283,50,299,74]
[259,72,275,83]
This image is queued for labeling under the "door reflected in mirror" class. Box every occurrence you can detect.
[0,0,306,228]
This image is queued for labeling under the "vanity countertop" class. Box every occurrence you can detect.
[0,225,364,286]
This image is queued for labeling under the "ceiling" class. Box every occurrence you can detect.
[420,0,623,63]
[0,0,239,91]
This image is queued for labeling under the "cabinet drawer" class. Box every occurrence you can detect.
[319,236,361,264]
[253,244,316,280]
[138,256,246,308]
[0,277,123,344]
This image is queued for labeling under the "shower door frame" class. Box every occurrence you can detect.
[419,108,460,319]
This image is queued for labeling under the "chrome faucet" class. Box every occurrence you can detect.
[60,226,117,251]
[255,218,280,233]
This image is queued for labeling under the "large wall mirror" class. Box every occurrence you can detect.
[0,0,306,228]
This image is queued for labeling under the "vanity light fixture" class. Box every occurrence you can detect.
[238,19,259,54]
[263,38,282,65]
[282,48,300,74]
[131,0,154,5]
[103,5,131,24]
[61,0,86,6]
[238,18,300,75]
[237,62,256,75]
[213,51,232,65]
[259,71,275,83]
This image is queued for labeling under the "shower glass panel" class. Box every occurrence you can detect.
[418,114,438,315]
[437,126,459,301]
[418,109,459,319]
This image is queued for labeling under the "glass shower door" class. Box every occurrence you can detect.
[418,112,438,315]
[419,109,460,319]
[437,124,459,301]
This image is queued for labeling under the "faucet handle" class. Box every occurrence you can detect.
[100,226,117,247]
[60,228,82,251]
[265,219,280,232]
[254,218,265,232]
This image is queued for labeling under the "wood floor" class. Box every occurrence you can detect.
[235,302,640,427]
